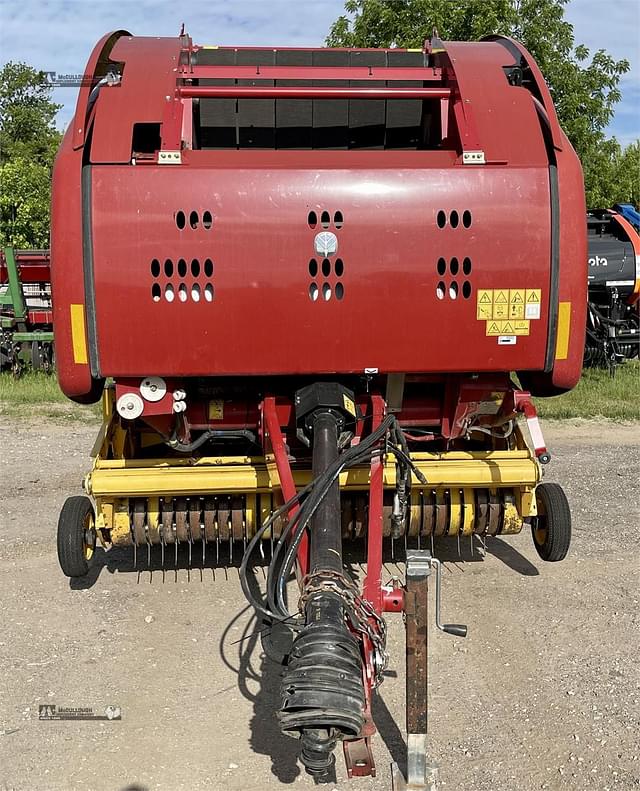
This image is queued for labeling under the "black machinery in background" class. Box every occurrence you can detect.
[586,204,640,371]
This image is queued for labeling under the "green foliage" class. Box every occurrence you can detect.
[0,62,61,248]
[0,158,52,248]
[327,0,635,208]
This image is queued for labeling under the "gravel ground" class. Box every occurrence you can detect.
[0,418,639,791]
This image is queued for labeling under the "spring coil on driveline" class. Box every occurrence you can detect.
[278,597,365,742]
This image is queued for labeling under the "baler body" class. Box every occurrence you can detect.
[52,34,586,398]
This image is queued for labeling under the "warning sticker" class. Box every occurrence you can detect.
[208,400,224,420]
[513,320,530,335]
[492,302,509,320]
[477,289,539,334]
[498,336,517,345]
[343,394,356,417]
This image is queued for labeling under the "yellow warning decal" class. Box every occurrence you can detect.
[513,320,530,335]
[343,394,356,417]
[208,400,224,420]
[555,301,571,361]
[492,303,509,320]
[70,304,88,364]
[477,289,539,335]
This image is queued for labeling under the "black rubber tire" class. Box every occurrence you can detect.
[531,482,571,562]
[57,496,95,577]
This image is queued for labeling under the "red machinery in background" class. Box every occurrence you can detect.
[51,29,586,789]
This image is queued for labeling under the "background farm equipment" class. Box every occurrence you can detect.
[586,205,640,371]
[0,247,54,375]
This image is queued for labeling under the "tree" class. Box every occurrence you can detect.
[0,62,62,248]
[327,0,635,208]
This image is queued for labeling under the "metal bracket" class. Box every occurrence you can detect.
[158,150,182,164]
[343,736,376,778]
[462,150,485,164]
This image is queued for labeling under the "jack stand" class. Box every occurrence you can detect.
[391,551,467,790]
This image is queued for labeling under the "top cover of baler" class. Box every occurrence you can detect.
[51,31,586,399]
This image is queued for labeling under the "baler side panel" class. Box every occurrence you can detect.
[89,164,552,377]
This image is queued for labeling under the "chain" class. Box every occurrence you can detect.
[299,570,389,686]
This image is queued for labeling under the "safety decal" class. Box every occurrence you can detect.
[477,289,542,337]
[208,400,224,420]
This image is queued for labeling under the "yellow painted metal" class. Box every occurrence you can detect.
[111,499,132,545]
[447,489,462,536]
[87,451,540,498]
[147,497,160,542]
[518,487,538,517]
[461,488,475,536]
[70,304,88,364]
[502,500,523,534]
[555,301,572,361]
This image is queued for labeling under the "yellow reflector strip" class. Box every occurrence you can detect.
[70,303,88,364]
[555,301,571,361]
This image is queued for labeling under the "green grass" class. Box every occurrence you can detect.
[535,360,640,420]
[0,372,99,421]
[1,363,638,423]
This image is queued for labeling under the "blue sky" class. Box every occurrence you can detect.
[1,0,638,145]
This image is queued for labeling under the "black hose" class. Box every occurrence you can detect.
[167,428,257,453]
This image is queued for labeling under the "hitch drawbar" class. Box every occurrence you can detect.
[392,551,467,791]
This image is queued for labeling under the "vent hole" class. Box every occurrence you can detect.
[191,258,200,277]
[204,283,214,302]
[449,257,459,276]
[436,257,446,276]
[449,282,459,300]
[462,257,472,275]
[322,282,332,301]
[309,258,318,278]
[175,211,186,230]
[189,211,199,229]
[436,281,446,300]
[152,283,161,302]
[335,282,344,300]
[151,259,160,277]
[308,211,318,229]
[334,258,344,277]
[178,283,188,302]
[309,282,319,302]
[164,283,175,302]
[322,258,331,277]
[436,210,447,229]
[204,258,214,277]
[202,211,213,230]
[164,258,173,277]
[462,281,472,299]
[334,211,344,229]
[321,211,330,229]
[450,210,459,229]
[191,284,201,302]
[177,258,187,277]
[462,210,472,228]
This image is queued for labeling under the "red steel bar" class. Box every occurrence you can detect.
[181,65,442,81]
[178,85,451,100]
[363,395,386,613]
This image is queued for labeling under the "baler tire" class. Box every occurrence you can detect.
[531,483,571,562]
[57,496,96,577]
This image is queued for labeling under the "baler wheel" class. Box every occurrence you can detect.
[57,496,96,577]
[531,483,571,562]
